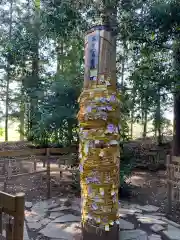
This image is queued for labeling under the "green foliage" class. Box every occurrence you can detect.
[0,0,178,146]
[152,116,173,137]
[0,128,4,137]
[27,75,81,146]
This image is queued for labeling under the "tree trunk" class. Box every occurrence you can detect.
[130,110,134,139]
[142,95,148,138]
[29,0,40,136]
[19,65,26,141]
[156,86,162,145]
[173,93,180,155]
[173,41,180,156]
[121,49,125,87]
[130,92,135,139]
[141,99,144,125]
[5,67,10,142]
[19,100,25,141]
[143,110,147,138]
[30,42,39,132]
[54,130,58,143]
[5,0,13,141]
[154,126,157,138]
[58,127,63,145]
[67,119,73,146]
[56,39,64,76]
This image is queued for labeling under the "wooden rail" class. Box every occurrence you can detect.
[0,192,25,240]
[0,146,77,157]
[0,146,78,199]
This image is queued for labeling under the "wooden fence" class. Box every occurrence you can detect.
[167,155,180,212]
[0,146,78,199]
[0,191,24,240]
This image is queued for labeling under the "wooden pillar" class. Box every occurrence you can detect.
[3,160,9,192]
[84,26,116,89]
[78,25,120,240]
[0,208,2,234]
[13,193,25,240]
[6,221,13,240]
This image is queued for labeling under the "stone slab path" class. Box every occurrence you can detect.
[23,198,180,240]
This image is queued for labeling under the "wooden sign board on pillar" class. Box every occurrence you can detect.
[84,27,116,89]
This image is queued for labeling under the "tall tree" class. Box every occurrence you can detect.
[28,0,40,139]
[173,41,180,155]
[4,0,13,141]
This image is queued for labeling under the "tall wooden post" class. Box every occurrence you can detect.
[78,24,120,240]
[13,193,25,240]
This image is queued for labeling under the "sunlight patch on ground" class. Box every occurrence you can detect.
[129,175,145,187]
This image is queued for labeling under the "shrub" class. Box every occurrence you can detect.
[120,144,134,184]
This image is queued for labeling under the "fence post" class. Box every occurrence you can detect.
[46,148,51,199]
[33,156,37,172]
[6,220,13,240]
[58,157,63,179]
[167,154,172,214]
[7,160,12,180]
[43,148,46,167]
[0,208,2,234]
[43,157,46,168]
[13,193,25,240]
[3,160,7,192]
[60,159,63,180]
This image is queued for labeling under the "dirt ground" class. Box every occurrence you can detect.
[0,168,168,207]
[128,169,180,224]
[0,170,76,203]
[129,170,167,209]
[1,167,172,219]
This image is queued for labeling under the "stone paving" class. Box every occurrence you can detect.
[23,198,180,240]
